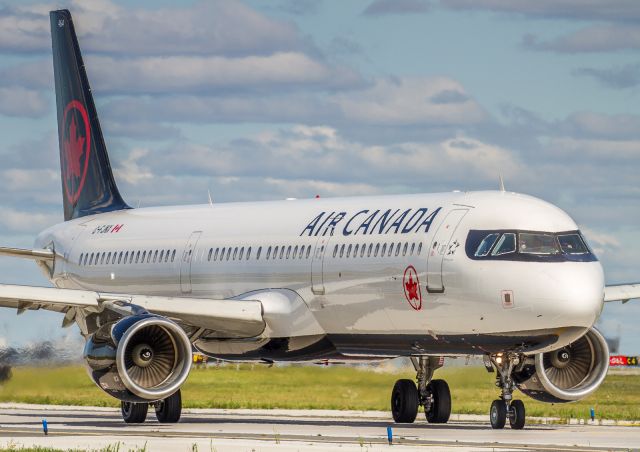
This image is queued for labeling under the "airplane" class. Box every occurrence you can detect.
[0,9,638,430]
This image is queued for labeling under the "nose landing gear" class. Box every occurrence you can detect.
[390,356,451,424]
[486,353,526,430]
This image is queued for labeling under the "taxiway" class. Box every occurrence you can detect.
[0,404,638,451]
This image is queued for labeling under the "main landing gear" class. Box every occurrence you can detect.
[391,356,451,424]
[121,389,183,424]
[485,354,526,430]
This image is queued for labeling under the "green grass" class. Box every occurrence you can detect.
[1,365,639,420]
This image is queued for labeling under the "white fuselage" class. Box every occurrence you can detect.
[35,190,605,360]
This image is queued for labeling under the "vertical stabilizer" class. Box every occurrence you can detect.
[50,10,129,221]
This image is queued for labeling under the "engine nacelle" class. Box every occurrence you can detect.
[514,328,609,403]
[84,314,192,402]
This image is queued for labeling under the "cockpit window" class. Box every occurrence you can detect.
[465,229,597,262]
[519,233,560,255]
[492,233,516,256]
[557,233,588,254]
[474,233,500,257]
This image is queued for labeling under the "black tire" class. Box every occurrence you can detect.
[425,379,451,424]
[155,389,182,423]
[391,379,419,423]
[490,399,507,429]
[121,401,148,423]
[509,399,525,430]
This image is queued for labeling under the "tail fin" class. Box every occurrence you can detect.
[50,10,129,221]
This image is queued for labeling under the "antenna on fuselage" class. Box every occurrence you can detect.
[499,174,506,192]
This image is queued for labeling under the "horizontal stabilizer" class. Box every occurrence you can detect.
[0,247,54,261]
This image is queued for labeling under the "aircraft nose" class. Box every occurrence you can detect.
[543,262,604,328]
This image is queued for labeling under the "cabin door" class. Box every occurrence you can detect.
[426,209,468,293]
[180,231,202,294]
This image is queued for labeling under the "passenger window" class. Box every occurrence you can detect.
[403,243,408,256]
[129,252,134,264]
[353,244,359,257]
[306,246,311,259]
[124,251,129,264]
[375,243,380,257]
[395,244,401,257]
[475,233,500,257]
[239,247,244,260]
[79,253,84,265]
[346,244,352,258]
[147,251,152,263]
[257,246,262,260]
[558,234,588,254]
[286,246,291,259]
[233,247,238,260]
[417,243,422,255]
[226,248,231,261]
[165,250,170,263]
[159,250,164,262]
[153,250,157,263]
[272,246,278,259]
[519,233,560,255]
[247,247,252,260]
[381,243,387,256]
[333,245,338,258]
[388,243,394,257]
[279,246,285,259]
[140,251,146,263]
[340,244,345,258]
[360,244,365,258]
[410,243,415,255]
[117,252,122,264]
[135,251,140,263]
[294,246,299,259]
[208,248,213,261]
[220,247,226,261]
[88,253,94,265]
[492,233,516,256]
[368,243,373,257]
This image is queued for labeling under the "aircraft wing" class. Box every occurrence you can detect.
[604,283,640,303]
[0,284,265,337]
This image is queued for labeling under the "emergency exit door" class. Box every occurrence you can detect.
[180,231,202,293]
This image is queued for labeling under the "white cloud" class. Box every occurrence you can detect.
[333,77,487,126]
[0,208,60,233]
[0,87,49,118]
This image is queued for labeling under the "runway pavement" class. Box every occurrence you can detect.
[0,404,639,451]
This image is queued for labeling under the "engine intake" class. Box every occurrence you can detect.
[84,314,192,402]
[514,328,609,403]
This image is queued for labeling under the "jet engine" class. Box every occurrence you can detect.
[513,328,609,403]
[83,314,192,402]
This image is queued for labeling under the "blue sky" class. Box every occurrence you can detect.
[0,0,639,352]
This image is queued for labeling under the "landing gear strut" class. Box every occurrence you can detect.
[391,356,451,424]
[486,353,526,430]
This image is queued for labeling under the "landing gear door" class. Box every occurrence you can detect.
[426,209,468,293]
[180,231,202,294]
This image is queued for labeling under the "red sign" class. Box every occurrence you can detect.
[403,265,422,311]
[609,355,639,366]
[61,100,91,205]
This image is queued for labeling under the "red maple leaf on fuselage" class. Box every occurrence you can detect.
[63,115,85,181]
[405,273,419,301]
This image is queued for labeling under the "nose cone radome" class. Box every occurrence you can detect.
[543,262,604,328]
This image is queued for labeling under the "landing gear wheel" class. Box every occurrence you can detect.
[425,379,451,424]
[509,399,525,430]
[391,379,419,423]
[490,399,507,429]
[155,389,182,423]
[121,401,148,423]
